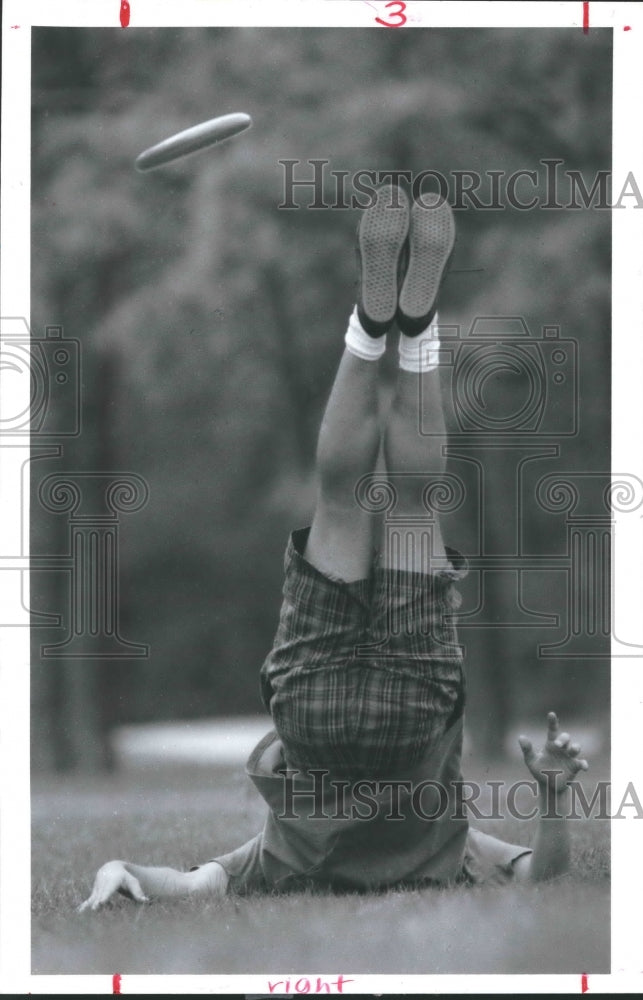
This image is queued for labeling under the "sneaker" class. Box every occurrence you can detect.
[356,183,410,336]
[397,193,455,336]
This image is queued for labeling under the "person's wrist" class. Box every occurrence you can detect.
[537,778,570,803]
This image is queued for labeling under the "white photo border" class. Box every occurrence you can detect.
[2,0,642,994]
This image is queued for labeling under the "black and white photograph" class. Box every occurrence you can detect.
[1,1,643,993]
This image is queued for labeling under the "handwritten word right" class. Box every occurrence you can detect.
[267,976,354,994]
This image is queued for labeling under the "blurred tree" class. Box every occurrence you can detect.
[30,27,611,769]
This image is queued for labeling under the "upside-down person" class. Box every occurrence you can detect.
[79,184,588,911]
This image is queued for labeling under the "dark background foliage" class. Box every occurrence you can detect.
[30,26,612,770]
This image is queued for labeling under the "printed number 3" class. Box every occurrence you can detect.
[375,1,407,28]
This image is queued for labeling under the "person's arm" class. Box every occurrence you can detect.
[512,711,588,883]
[78,858,229,912]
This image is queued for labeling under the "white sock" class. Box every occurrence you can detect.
[398,313,441,373]
[344,306,386,361]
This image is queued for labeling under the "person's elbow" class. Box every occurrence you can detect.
[513,851,568,883]
[185,861,229,897]
[512,852,538,882]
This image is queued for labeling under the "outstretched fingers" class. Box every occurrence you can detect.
[518,735,535,767]
[77,879,115,913]
[553,725,589,775]
[546,711,559,744]
[122,871,149,903]
[520,713,590,786]
[77,861,148,913]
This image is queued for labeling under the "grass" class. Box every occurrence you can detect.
[32,756,610,976]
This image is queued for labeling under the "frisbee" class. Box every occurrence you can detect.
[135,112,252,172]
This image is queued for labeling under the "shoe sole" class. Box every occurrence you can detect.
[398,194,455,335]
[357,184,410,334]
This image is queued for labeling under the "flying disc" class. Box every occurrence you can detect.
[135,112,252,172]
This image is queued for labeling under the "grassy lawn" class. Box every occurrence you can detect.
[32,754,610,976]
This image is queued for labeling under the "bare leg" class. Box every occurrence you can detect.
[381,192,455,573]
[382,366,448,571]
[305,349,381,582]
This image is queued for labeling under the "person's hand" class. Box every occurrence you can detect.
[77,860,149,913]
[519,711,588,793]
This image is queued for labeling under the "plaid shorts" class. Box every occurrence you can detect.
[260,527,468,779]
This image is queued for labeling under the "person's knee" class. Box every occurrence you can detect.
[316,417,380,499]
[389,381,446,439]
